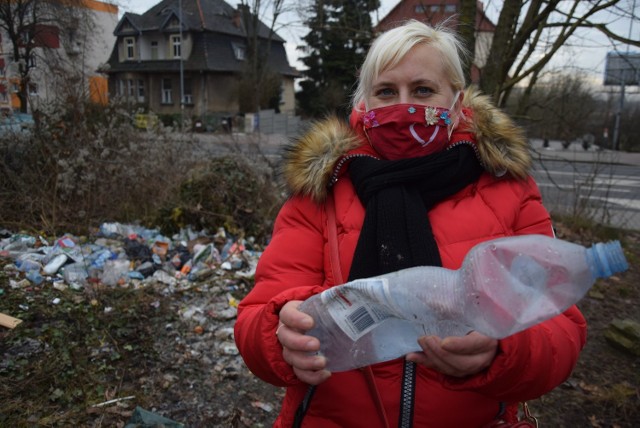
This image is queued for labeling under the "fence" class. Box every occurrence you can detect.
[244,109,306,138]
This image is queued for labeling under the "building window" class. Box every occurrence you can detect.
[137,79,145,102]
[28,83,37,96]
[232,43,246,61]
[150,41,158,60]
[27,54,36,68]
[127,79,135,97]
[415,5,425,13]
[430,5,440,12]
[124,37,135,60]
[183,78,193,104]
[0,67,4,77]
[161,78,172,104]
[172,35,181,58]
[444,5,456,13]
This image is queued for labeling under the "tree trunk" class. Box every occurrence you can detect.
[479,0,522,102]
[458,0,477,86]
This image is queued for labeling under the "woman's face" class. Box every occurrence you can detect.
[367,43,457,110]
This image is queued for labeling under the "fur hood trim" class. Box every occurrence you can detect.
[282,87,531,202]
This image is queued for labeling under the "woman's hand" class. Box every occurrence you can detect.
[406,331,498,377]
[277,300,332,385]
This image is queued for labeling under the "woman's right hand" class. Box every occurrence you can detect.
[277,300,332,385]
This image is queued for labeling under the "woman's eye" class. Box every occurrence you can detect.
[375,88,395,97]
[415,86,433,96]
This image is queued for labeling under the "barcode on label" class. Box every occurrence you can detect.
[348,306,375,333]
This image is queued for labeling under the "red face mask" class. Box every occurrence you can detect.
[363,103,454,160]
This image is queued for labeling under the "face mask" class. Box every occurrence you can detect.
[363,93,460,160]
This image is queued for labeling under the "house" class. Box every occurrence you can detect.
[105,0,298,121]
[0,0,118,113]
[376,0,496,83]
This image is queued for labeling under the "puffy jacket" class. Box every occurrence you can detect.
[235,88,587,427]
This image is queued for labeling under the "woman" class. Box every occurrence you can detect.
[234,20,586,427]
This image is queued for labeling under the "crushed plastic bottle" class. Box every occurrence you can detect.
[43,254,68,275]
[299,235,629,372]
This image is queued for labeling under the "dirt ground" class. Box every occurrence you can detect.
[1,224,639,427]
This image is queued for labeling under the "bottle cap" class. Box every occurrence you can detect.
[588,241,629,278]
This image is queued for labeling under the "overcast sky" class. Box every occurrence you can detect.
[120,0,639,91]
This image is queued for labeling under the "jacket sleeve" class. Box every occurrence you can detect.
[442,176,588,400]
[234,195,327,387]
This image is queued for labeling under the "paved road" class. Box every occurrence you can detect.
[530,139,640,231]
[185,132,640,231]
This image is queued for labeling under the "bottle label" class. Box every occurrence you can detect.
[321,278,393,341]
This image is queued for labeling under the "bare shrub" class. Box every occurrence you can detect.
[153,155,284,242]
[0,100,202,235]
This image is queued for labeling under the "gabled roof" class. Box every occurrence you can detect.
[376,0,496,33]
[106,28,297,77]
[114,14,143,35]
[114,0,284,42]
[108,0,296,76]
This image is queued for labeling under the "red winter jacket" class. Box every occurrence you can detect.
[235,89,587,427]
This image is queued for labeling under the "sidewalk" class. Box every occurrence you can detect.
[529,139,640,166]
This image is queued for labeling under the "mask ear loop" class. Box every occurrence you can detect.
[447,91,461,140]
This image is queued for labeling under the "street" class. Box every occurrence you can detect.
[186,132,640,231]
[530,139,640,231]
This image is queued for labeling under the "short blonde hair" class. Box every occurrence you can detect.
[352,20,468,110]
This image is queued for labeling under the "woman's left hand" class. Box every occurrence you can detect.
[406,332,498,377]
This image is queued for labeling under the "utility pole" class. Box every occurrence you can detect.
[179,0,185,132]
[612,0,636,151]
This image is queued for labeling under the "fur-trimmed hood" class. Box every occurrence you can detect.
[282,87,531,202]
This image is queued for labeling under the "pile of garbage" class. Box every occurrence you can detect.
[0,222,263,296]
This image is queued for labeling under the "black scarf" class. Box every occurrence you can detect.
[348,144,484,281]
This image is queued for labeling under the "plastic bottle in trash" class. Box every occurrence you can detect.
[298,235,628,372]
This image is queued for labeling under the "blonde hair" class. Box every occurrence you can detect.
[352,20,468,110]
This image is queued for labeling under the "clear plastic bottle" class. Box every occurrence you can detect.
[299,235,628,372]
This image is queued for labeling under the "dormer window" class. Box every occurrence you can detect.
[171,35,181,58]
[124,37,135,60]
[168,17,180,28]
[232,43,246,61]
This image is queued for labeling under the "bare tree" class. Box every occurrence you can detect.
[522,71,599,145]
[459,0,640,110]
[0,0,93,113]
[238,0,289,114]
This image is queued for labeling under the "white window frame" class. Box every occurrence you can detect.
[172,35,181,58]
[232,43,246,61]
[124,37,135,60]
[161,78,172,104]
[150,41,159,60]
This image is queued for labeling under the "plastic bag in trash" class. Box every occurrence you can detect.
[125,406,184,428]
[101,259,130,286]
